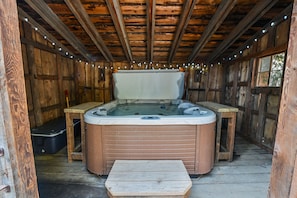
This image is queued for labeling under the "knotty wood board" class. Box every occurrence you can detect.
[34,136,272,198]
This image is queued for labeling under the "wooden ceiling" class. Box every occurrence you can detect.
[17,0,293,64]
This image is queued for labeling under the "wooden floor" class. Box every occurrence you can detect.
[35,136,272,198]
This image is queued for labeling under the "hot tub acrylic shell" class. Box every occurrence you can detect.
[85,100,216,175]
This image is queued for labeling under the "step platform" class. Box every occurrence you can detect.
[105,160,192,198]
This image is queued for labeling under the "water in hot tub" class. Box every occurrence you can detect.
[108,103,183,116]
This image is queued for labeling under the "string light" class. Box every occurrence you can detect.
[21,16,76,61]
[225,10,291,63]
[21,5,291,72]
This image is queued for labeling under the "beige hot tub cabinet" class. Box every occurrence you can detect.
[86,123,215,175]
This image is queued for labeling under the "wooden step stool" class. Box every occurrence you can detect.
[105,160,192,198]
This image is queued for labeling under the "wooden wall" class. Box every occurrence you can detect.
[221,15,291,150]
[20,21,77,127]
[76,61,113,104]
[186,64,223,102]
[19,7,289,155]
[19,11,224,128]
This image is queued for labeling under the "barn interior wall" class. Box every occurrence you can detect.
[222,19,290,150]
[20,20,77,127]
[19,11,290,154]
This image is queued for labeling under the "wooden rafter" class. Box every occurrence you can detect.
[105,0,133,62]
[65,0,114,62]
[18,8,73,58]
[207,0,279,63]
[168,0,197,63]
[146,0,156,62]
[24,0,93,61]
[188,0,237,62]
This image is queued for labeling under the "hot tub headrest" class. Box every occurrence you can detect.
[96,107,107,116]
[183,107,200,115]
[177,102,195,109]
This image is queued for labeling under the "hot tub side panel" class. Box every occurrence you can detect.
[86,124,104,175]
[86,124,215,175]
[195,122,216,174]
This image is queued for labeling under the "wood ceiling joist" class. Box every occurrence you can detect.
[146,0,156,62]
[188,0,237,62]
[105,0,133,62]
[207,0,279,63]
[64,0,114,62]
[24,0,93,61]
[168,0,197,63]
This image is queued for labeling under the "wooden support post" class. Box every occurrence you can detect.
[57,55,64,114]
[220,65,227,103]
[23,21,43,126]
[0,0,39,196]
[231,62,239,107]
[257,93,268,143]
[243,59,254,136]
[268,1,297,197]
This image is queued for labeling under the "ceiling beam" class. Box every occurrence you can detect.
[24,0,93,61]
[65,0,114,62]
[168,0,197,63]
[188,0,237,62]
[207,0,279,63]
[146,0,156,62]
[105,0,133,62]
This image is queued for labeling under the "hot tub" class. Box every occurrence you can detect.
[84,70,216,175]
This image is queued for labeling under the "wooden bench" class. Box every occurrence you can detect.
[105,160,192,198]
[64,102,102,162]
[197,101,238,162]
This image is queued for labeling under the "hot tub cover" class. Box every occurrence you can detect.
[113,70,185,100]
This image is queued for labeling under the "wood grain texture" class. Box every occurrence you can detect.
[268,1,297,197]
[0,0,38,196]
[34,136,272,198]
[17,0,291,63]
[105,160,192,197]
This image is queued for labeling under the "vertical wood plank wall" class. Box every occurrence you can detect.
[269,1,297,196]
[0,0,38,196]
[222,17,291,150]
[20,20,77,127]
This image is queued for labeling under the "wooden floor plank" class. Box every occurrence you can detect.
[35,136,272,198]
